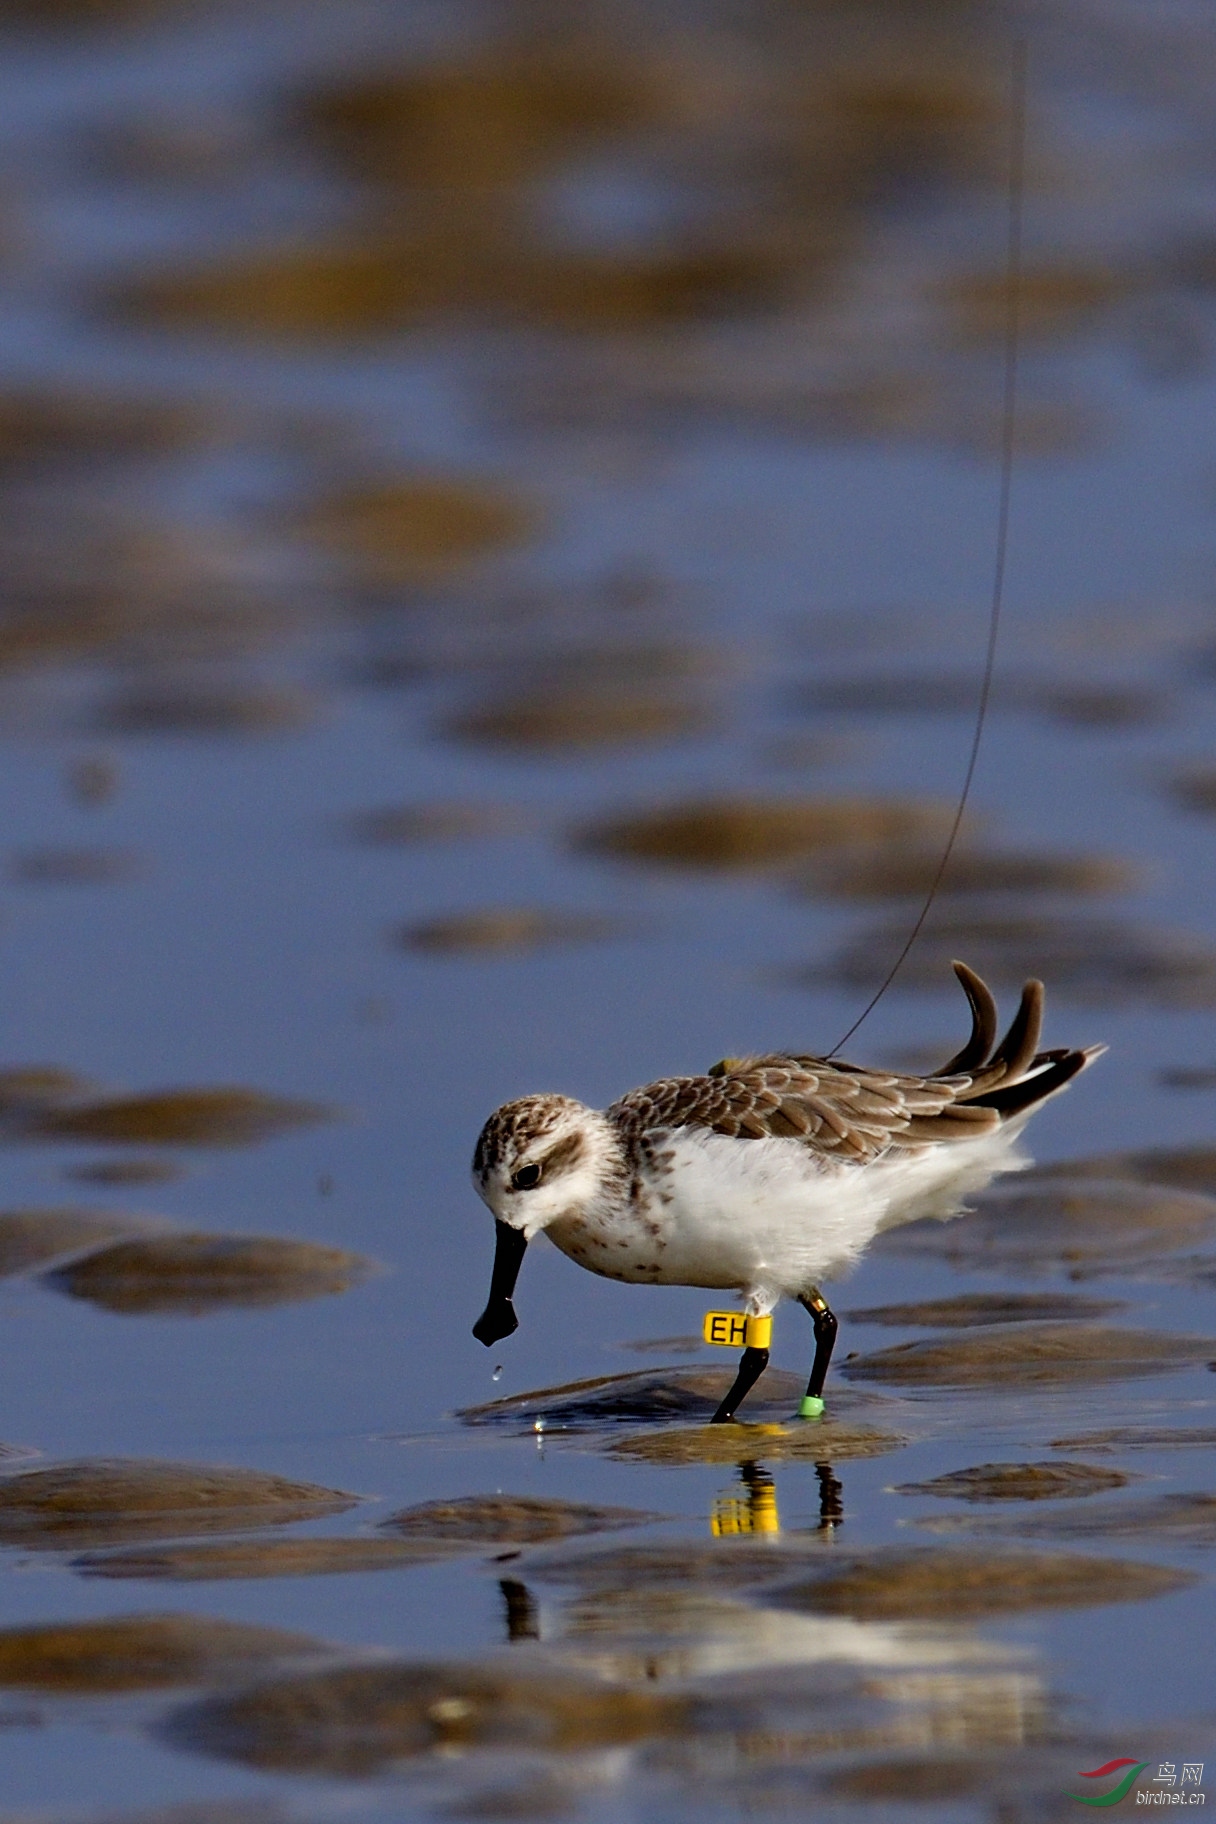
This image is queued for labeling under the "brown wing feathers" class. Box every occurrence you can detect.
[610,961,1093,1160]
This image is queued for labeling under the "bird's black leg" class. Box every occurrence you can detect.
[797,1289,838,1414]
[711,1345,770,1423]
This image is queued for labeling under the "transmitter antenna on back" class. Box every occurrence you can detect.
[829,36,1029,1059]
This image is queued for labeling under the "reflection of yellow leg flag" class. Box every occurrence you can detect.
[710,1462,846,1537]
[711,1464,780,1537]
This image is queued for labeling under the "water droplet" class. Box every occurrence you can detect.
[492,1365,503,1382]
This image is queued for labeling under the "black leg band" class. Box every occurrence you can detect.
[798,1292,839,1401]
[711,1345,770,1423]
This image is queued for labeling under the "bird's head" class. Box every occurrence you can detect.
[469,1093,616,1346]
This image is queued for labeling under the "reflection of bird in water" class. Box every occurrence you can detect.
[814,1462,844,1531]
[473,963,1100,1422]
[499,1552,1030,1686]
[712,1460,843,1539]
[499,1577,540,1643]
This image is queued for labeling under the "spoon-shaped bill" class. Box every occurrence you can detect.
[472,1219,528,1346]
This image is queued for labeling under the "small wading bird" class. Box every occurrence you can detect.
[472,963,1101,1423]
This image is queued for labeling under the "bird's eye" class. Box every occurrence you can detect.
[511,1162,542,1191]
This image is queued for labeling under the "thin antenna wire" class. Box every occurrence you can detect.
[829,36,1029,1060]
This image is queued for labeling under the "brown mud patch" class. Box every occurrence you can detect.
[399,909,620,957]
[45,1232,374,1315]
[895,1461,1131,1502]
[790,845,1135,902]
[823,1755,1006,1803]
[75,1537,445,1582]
[380,1494,660,1546]
[0,1613,323,1692]
[0,387,204,469]
[1043,1145,1216,1198]
[874,1177,1216,1273]
[522,1537,837,1594]
[95,682,314,738]
[605,1418,904,1466]
[845,1292,1123,1327]
[458,1365,807,1432]
[444,685,709,754]
[113,234,797,340]
[919,1492,1216,1547]
[0,1208,155,1277]
[164,1659,688,1774]
[25,1088,331,1147]
[292,48,658,191]
[0,1459,358,1549]
[843,1323,1214,1386]
[1050,1425,1216,1453]
[576,795,955,872]
[299,475,536,585]
[771,1547,1193,1620]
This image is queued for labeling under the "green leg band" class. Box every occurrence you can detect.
[798,1395,825,1419]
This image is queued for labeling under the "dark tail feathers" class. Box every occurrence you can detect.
[934,962,1102,1121]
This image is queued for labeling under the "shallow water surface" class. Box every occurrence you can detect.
[0,2,1214,1819]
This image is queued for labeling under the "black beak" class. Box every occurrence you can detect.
[472,1220,528,1346]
